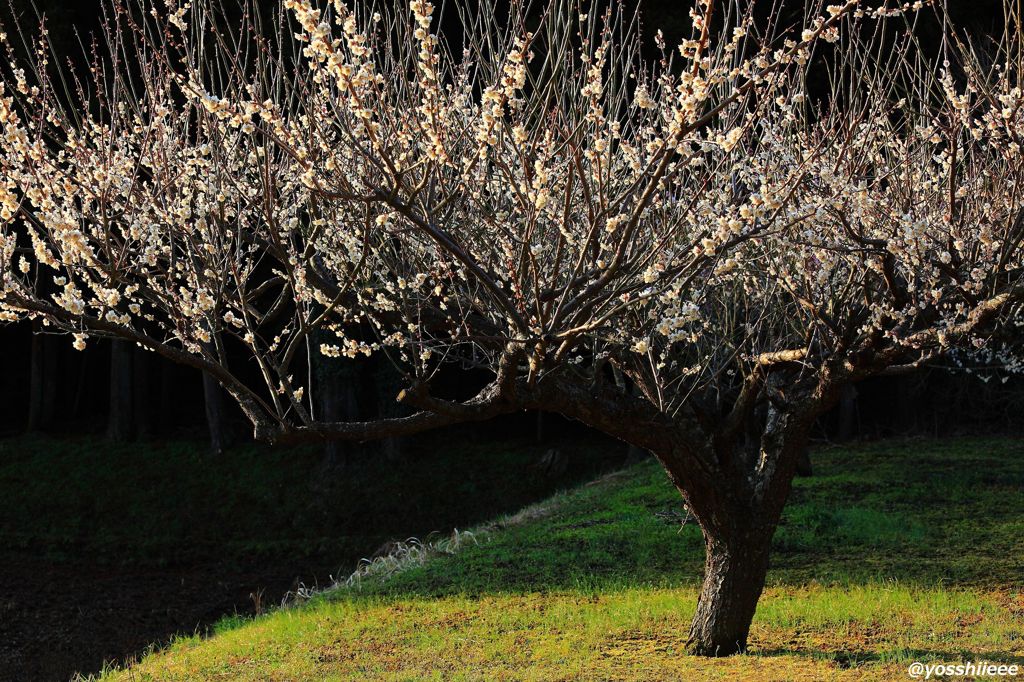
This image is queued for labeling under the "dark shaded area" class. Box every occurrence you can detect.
[0,422,625,680]
[0,555,311,682]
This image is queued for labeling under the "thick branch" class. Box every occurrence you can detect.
[259,382,516,445]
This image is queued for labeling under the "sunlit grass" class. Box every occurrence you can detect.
[98,437,1024,681]
[101,585,1024,681]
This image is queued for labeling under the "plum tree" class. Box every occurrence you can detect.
[2,0,1022,654]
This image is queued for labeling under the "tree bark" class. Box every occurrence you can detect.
[674,405,811,657]
[525,374,796,657]
[687,527,774,655]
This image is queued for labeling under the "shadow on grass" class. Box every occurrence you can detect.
[343,437,1024,604]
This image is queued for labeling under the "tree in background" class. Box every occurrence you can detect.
[26,318,57,430]
[2,0,1023,655]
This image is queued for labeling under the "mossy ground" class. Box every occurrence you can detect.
[98,438,1024,680]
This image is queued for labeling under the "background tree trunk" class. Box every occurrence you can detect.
[611,365,651,464]
[371,360,404,461]
[319,371,343,469]
[895,378,917,435]
[133,347,153,439]
[71,343,89,420]
[339,373,359,461]
[203,371,227,455]
[158,360,175,436]
[41,335,58,427]
[27,322,59,431]
[27,324,44,431]
[107,340,134,442]
[624,443,651,465]
[837,384,859,441]
[795,449,812,477]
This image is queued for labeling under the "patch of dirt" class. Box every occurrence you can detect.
[0,550,333,682]
[600,630,686,660]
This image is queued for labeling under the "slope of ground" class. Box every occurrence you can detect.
[100,438,1024,681]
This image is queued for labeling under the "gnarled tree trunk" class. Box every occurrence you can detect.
[687,525,775,655]
[659,406,811,657]
[517,371,833,658]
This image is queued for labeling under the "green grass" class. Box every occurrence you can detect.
[97,437,1024,680]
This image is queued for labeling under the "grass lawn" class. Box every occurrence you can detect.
[97,438,1024,681]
